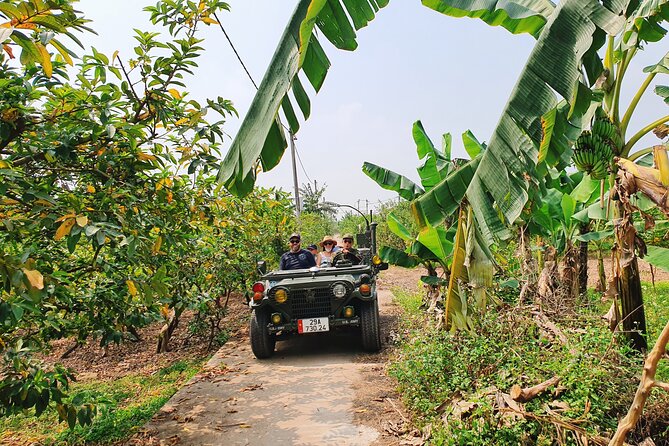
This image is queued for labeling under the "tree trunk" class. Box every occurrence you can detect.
[596,248,607,292]
[578,223,589,295]
[156,308,181,353]
[560,241,579,307]
[615,201,647,351]
[617,257,647,350]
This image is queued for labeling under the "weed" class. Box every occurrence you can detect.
[389,289,657,445]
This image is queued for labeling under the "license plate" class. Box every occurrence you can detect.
[297,317,329,334]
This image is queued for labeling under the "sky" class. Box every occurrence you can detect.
[75,0,668,214]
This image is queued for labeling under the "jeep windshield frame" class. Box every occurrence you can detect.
[261,264,372,280]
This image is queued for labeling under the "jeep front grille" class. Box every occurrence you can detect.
[290,287,331,319]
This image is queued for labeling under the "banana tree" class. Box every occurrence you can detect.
[526,172,609,306]
[363,120,492,330]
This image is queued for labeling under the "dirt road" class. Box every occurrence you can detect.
[137,285,409,446]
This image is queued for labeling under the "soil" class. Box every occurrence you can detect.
[586,255,669,288]
[40,297,250,382]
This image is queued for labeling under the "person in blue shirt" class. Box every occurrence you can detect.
[279,233,317,270]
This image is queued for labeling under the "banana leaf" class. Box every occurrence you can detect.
[417,224,455,263]
[218,0,388,196]
[421,0,556,38]
[462,130,485,159]
[575,230,614,242]
[644,245,669,272]
[412,0,627,247]
[444,207,471,331]
[363,162,425,201]
[621,0,669,48]
[413,121,450,189]
[386,211,413,241]
[379,245,420,268]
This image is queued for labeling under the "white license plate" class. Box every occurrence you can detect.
[298,317,329,334]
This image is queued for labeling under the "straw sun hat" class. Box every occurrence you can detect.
[319,235,337,248]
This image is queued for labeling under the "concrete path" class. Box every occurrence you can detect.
[141,290,395,446]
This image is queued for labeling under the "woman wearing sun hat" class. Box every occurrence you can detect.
[317,235,337,267]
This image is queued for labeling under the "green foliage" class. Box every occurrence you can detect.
[297,212,336,248]
[390,292,645,444]
[3,359,203,444]
[338,212,367,239]
[299,182,336,217]
[375,200,415,251]
[0,0,295,426]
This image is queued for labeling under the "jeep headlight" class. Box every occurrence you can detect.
[332,283,347,298]
[274,288,288,304]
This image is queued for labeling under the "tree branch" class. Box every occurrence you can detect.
[608,318,669,446]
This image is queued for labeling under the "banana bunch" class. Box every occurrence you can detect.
[572,112,621,180]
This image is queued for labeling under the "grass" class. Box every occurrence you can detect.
[641,281,669,381]
[389,283,669,445]
[0,359,205,446]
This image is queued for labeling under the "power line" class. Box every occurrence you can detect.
[213,12,258,90]
[214,12,313,204]
[294,145,312,183]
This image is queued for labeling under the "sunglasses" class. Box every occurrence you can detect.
[289,239,300,244]
[343,239,353,243]
[323,242,334,246]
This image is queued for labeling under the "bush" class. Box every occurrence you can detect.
[390,295,646,445]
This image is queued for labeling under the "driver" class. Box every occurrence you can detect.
[279,233,317,270]
[332,234,362,266]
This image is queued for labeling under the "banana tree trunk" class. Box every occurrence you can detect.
[596,248,607,292]
[617,256,647,350]
[615,202,647,351]
[579,223,589,295]
[561,241,579,306]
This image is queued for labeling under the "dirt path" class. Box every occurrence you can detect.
[133,273,414,446]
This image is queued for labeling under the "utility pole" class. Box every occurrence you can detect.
[290,132,301,218]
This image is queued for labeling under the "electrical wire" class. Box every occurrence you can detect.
[294,146,312,183]
[213,12,258,90]
[214,11,314,185]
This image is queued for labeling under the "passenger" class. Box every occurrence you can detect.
[306,244,318,262]
[279,233,317,270]
[332,233,362,266]
[317,235,337,267]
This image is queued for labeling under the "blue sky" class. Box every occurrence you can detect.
[77,1,668,212]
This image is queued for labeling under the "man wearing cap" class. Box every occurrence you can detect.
[279,233,317,270]
[332,234,362,266]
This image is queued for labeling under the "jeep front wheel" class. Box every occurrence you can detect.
[250,309,276,359]
[360,300,381,352]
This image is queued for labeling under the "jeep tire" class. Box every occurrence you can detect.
[360,300,381,352]
[250,309,275,359]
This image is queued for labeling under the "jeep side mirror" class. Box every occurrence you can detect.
[377,262,389,271]
[256,260,267,275]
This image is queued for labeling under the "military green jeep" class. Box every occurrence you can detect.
[248,226,388,359]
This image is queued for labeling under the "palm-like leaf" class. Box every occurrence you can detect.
[413,0,627,246]
[421,0,556,38]
[217,0,388,196]
[362,162,425,201]
[444,206,471,331]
